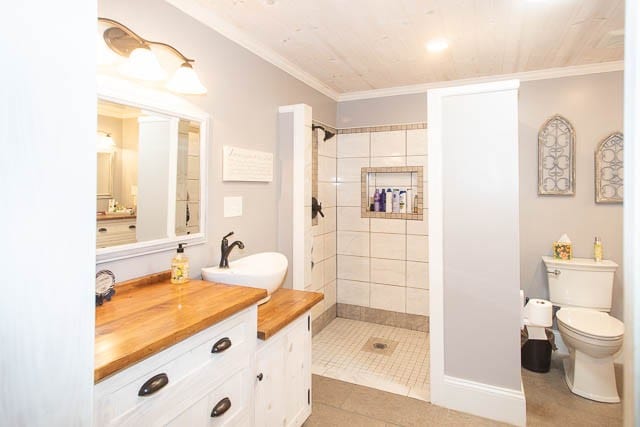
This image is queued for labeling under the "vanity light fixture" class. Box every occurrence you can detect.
[98,17,207,95]
[97,131,116,153]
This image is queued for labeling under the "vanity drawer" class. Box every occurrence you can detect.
[94,307,256,426]
[165,367,252,427]
[96,219,137,247]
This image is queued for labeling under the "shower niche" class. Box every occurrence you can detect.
[361,166,424,220]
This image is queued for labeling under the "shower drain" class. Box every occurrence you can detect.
[372,342,388,350]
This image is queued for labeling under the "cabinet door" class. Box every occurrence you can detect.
[284,315,311,427]
[255,339,286,427]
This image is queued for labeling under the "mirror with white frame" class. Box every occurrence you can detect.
[96,77,208,263]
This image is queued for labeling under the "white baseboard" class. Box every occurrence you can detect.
[435,375,527,426]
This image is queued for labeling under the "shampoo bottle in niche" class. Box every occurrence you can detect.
[399,190,407,213]
[392,189,400,213]
[373,189,381,212]
[171,244,190,284]
[594,237,603,262]
[379,188,386,212]
[385,189,393,213]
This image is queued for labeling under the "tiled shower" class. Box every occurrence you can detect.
[310,122,430,400]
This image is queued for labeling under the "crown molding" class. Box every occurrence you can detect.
[338,60,624,102]
[166,0,340,101]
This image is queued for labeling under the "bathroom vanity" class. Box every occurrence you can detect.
[93,272,322,426]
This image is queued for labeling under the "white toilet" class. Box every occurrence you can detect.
[542,256,623,403]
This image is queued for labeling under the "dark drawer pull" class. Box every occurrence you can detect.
[211,337,232,354]
[98,227,107,233]
[138,373,169,396]
[210,397,231,417]
[128,225,136,230]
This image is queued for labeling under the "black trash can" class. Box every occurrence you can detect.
[521,328,555,373]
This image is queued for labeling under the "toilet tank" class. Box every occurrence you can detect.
[542,256,618,311]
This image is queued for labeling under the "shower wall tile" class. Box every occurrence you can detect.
[406,155,427,172]
[318,155,336,183]
[334,124,429,318]
[370,218,406,234]
[337,255,370,282]
[370,258,405,287]
[406,210,428,235]
[337,133,370,158]
[406,261,429,289]
[337,157,369,182]
[323,231,337,259]
[322,207,337,233]
[406,287,429,316]
[371,130,405,157]
[313,234,325,263]
[337,207,369,232]
[337,182,361,207]
[337,279,370,306]
[319,183,337,208]
[370,283,405,312]
[407,128,427,156]
[337,231,369,257]
[324,280,337,308]
[324,256,337,284]
[319,134,336,158]
[311,261,324,292]
[407,235,428,262]
[370,233,406,260]
[370,156,406,167]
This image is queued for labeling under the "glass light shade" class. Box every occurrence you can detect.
[166,63,207,95]
[118,47,167,81]
[97,133,116,153]
[97,32,122,65]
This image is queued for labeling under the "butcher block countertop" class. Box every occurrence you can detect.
[94,272,267,383]
[257,288,324,340]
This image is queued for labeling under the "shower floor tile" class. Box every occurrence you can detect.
[312,318,430,401]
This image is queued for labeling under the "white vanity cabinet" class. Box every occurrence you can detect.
[96,217,137,248]
[254,312,312,427]
[93,307,257,427]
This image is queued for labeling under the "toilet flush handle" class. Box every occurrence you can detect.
[548,269,561,277]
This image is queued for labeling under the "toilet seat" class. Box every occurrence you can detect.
[557,308,624,340]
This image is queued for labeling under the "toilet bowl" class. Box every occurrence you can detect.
[556,307,623,403]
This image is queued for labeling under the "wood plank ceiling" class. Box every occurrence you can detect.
[187,0,624,93]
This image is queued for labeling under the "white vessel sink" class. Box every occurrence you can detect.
[201,252,288,304]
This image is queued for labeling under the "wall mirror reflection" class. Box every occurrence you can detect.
[96,99,202,250]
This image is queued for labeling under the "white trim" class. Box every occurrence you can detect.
[96,75,210,264]
[166,0,339,101]
[279,104,312,290]
[428,79,525,427]
[623,0,639,424]
[440,375,526,427]
[339,61,623,101]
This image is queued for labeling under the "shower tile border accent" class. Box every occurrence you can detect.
[312,303,337,337]
[337,303,429,332]
[337,122,427,135]
[360,166,424,220]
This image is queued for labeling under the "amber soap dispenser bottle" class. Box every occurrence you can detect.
[171,243,190,284]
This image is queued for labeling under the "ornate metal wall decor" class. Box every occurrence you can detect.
[595,132,624,204]
[538,115,576,195]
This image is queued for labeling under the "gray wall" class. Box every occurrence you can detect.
[99,0,337,280]
[336,72,624,321]
[1,0,96,424]
[338,93,426,128]
[442,88,521,390]
[518,72,624,320]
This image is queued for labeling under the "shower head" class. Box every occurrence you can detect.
[312,124,335,141]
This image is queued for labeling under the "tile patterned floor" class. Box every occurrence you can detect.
[312,318,429,401]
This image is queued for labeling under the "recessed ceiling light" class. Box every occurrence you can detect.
[426,39,449,53]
